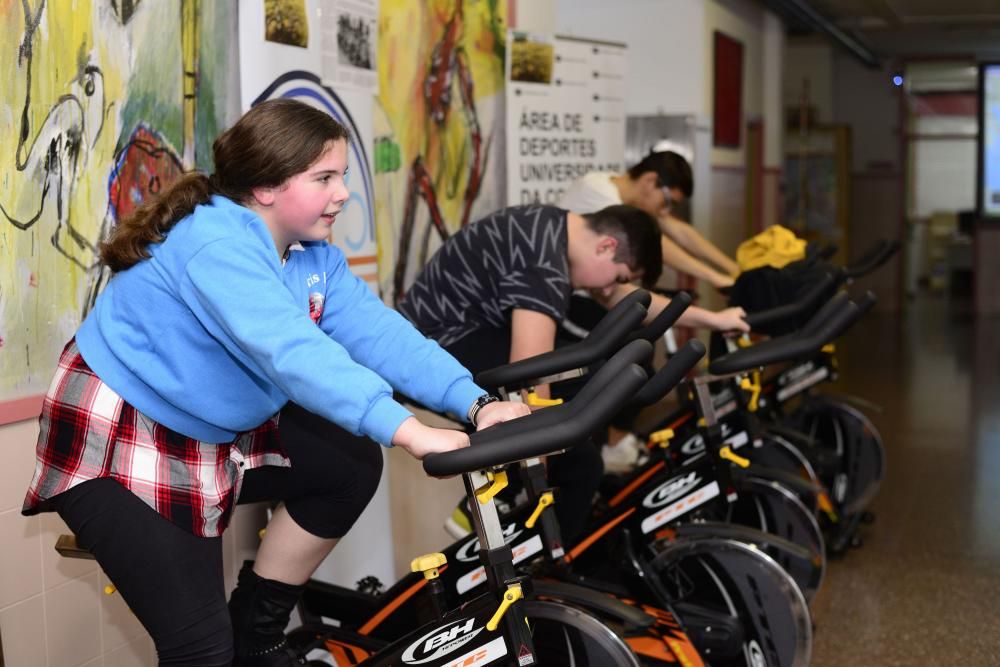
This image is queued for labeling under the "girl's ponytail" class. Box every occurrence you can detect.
[99,172,213,272]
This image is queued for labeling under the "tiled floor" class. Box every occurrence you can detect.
[808,298,1000,665]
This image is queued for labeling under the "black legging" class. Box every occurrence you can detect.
[51,404,383,666]
[445,327,604,543]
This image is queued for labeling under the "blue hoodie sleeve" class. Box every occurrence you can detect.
[316,245,485,421]
[179,236,414,446]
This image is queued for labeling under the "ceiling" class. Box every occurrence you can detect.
[764,0,1000,63]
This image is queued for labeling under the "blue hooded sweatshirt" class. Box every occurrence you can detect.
[77,195,483,445]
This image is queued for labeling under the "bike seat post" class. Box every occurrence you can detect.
[464,469,515,571]
[462,468,536,651]
[496,380,566,562]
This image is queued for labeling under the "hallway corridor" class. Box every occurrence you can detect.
[809,298,1000,665]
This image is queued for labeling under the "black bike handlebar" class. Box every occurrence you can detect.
[424,344,649,476]
[626,291,693,344]
[799,291,850,338]
[475,289,650,390]
[844,240,900,280]
[742,272,837,330]
[708,298,860,375]
[467,340,653,442]
[630,339,706,407]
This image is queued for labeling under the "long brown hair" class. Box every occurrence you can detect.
[100,99,351,272]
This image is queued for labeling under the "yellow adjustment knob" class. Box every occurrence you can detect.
[697,417,707,427]
[475,470,509,505]
[821,343,836,355]
[740,371,762,413]
[486,583,524,632]
[104,584,116,595]
[719,446,750,468]
[525,491,554,529]
[410,552,447,580]
[526,392,563,407]
[648,428,675,449]
[258,528,267,540]
[736,336,752,348]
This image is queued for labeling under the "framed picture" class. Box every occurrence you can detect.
[713,31,743,148]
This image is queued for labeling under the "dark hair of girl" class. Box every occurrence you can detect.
[100,99,350,272]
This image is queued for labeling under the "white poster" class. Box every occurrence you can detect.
[320,0,379,94]
[239,0,378,289]
[506,32,627,206]
[238,0,391,587]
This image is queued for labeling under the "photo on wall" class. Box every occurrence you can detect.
[510,32,554,84]
[264,0,310,48]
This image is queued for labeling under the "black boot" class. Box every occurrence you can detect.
[229,562,305,666]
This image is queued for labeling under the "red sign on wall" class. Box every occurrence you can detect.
[713,31,744,148]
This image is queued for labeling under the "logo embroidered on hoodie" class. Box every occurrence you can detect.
[309,292,325,324]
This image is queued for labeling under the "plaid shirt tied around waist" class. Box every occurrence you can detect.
[22,340,289,537]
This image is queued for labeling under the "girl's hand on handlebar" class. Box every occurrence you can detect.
[474,400,531,431]
[391,417,470,460]
[715,307,750,334]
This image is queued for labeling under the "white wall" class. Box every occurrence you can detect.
[784,39,834,124]
[833,54,900,173]
[704,0,765,168]
[762,11,785,168]
[556,0,708,117]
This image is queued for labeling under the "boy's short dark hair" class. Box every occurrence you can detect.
[627,151,694,198]
[582,205,663,288]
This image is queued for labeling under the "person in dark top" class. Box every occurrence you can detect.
[398,204,746,541]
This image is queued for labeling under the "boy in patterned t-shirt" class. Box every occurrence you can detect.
[398,203,747,541]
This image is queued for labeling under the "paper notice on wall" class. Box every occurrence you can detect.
[239,0,379,289]
[506,32,627,206]
[320,0,379,94]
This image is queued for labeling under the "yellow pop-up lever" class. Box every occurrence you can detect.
[821,343,836,355]
[719,446,750,468]
[648,428,675,449]
[526,392,563,407]
[475,470,509,505]
[817,492,839,523]
[525,491,554,529]
[740,371,762,412]
[487,583,524,631]
[410,552,447,580]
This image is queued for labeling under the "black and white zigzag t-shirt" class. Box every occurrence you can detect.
[397,205,572,347]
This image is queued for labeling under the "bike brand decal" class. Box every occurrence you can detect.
[747,639,767,667]
[716,400,738,419]
[679,424,747,457]
[640,481,720,534]
[775,366,829,402]
[455,535,543,595]
[402,619,485,664]
[643,472,702,509]
[713,388,735,408]
[439,636,508,667]
[456,523,523,563]
[778,361,816,387]
[834,473,848,504]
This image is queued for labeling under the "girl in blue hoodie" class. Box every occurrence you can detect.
[23,98,526,666]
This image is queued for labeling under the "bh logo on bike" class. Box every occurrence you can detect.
[402,618,485,664]
[643,472,702,509]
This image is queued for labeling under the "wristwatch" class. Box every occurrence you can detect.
[468,394,500,426]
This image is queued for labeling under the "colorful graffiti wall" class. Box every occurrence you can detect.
[0,0,237,407]
[374,0,507,304]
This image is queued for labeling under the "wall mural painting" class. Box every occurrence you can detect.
[374,0,506,304]
[0,0,234,407]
